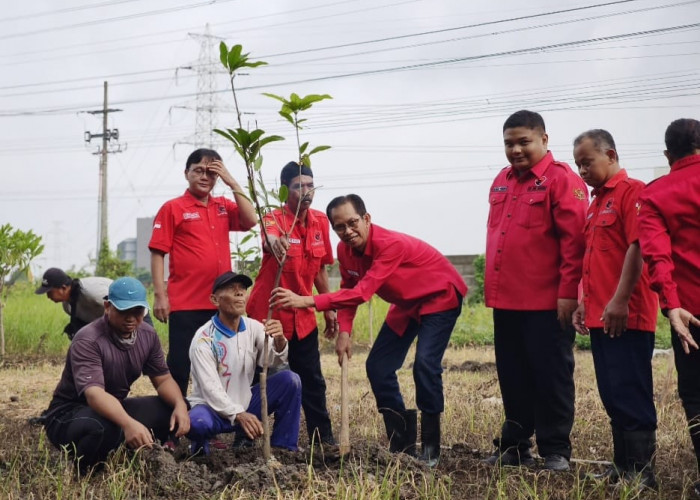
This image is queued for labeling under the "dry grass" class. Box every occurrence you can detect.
[0,344,697,499]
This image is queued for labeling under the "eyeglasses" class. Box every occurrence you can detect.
[289,182,314,191]
[332,217,362,233]
[188,167,218,178]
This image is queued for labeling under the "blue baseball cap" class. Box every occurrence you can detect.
[108,277,149,311]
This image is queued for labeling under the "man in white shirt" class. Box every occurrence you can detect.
[187,271,301,454]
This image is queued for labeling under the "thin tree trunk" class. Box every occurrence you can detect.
[0,281,5,357]
[339,352,350,455]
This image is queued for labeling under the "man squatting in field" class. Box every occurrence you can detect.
[187,272,302,455]
[149,148,256,396]
[41,277,190,473]
[246,161,338,446]
[35,267,153,340]
[572,129,658,487]
[271,194,467,467]
[638,118,700,496]
[483,110,588,471]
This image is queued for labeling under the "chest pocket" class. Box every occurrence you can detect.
[488,192,508,228]
[517,192,548,228]
[593,212,618,251]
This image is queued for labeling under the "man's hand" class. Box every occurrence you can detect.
[169,403,190,438]
[668,308,700,354]
[602,296,629,338]
[323,310,339,339]
[205,159,235,186]
[557,298,578,331]
[263,319,287,352]
[572,302,589,336]
[270,235,290,261]
[270,287,315,309]
[235,412,264,440]
[335,331,352,366]
[123,419,154,449]
[153,293,170,323]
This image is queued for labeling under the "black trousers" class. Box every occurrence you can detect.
[493,309,576,459]
[288,328,333,441]
[168,310,214,396]
[672,315,700,471]
[590,328,657,431]
[44,396,173,471]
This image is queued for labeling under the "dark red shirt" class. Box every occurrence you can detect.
[582,169,657,331]
[247,206,334,340]
[313,224,467,336]
[149,190,254,311]
[485,151,588,310]
[47,316,169,416]
[638,154,700,313]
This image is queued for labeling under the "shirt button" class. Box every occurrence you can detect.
[507,214,511,218]
[495,267,500,271]
[501,231,505,235]
[512,196,517,200]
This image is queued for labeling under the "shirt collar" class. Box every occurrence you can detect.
[183,189,210,207]
[506,151,553,181]
[671,154,700,172]
[212,314,247,338]
[362,224,375,257]
[592,168,628,197]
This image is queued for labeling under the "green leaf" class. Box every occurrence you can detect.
[262,92,288,104]
[279,185,289,203]
[240,233,255,245]
[219,42,229,69]
[213,129,233,142]
[299,142,309,154]
[300,154,310,167]
[249,129,264,144]
[290,93,301,105]
[258,135,285,148]
[244,60,268,68]
[308,145,331,156]
[227,44,243,71]
[254,155,263,171]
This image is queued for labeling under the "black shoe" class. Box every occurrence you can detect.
[418,412,440,468]
[693,480,700,497]
[483,448,535,467]
[589,465,622,482]
[543,454,570,471]
[381,409,414,454]
[624,430,657,490]
[321,434,337,446]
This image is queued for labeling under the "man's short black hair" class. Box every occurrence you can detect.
[665,118,700,161]
[185,148,222,171]
[573,129,618,160]
[326,194,367,221]
[280,161,313,186]
[503,110,546,133]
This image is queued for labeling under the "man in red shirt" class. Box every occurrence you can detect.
[149,148,256,396]
[572,129,658,487]
[638,118,700,495]
[246,161,338,445]
[271,194,467,467]
[484,110,588,471]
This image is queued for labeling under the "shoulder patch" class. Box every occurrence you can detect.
[573,188,586,201]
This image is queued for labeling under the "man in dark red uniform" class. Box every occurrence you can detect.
[484,110,588,471]
[149,148,256,396]
[572,129,658,487]
[247,161,338,445]
[638,118,700,495]
[271,194,467,467]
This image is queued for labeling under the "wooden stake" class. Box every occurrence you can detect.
[339,352,350,456]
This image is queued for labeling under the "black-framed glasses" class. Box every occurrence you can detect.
[332,217,362,233]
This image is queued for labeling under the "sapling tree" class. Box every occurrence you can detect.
[215,41,332,460]
[0,223,44,357]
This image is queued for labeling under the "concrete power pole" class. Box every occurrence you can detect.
[83,81,124,259]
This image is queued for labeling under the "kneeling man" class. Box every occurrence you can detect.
[43,277,190,472]
[187,272,302,454]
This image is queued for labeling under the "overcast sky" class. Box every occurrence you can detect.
[1,0,699,275]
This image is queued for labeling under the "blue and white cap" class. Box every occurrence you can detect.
[108,277,149,311]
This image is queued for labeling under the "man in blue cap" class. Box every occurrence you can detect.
[42,277,190,473]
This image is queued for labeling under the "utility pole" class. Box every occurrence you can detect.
[83,81,124,259]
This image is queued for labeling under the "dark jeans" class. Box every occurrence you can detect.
[168,310,214,396]
[493,309,576,459]
[365,303,462,415]
[672,315,700,471]
[44,396,173,471]
[288,328,333,442]
[590,328,657,431]
[188,370,302,451]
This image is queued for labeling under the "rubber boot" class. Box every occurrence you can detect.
[382,409,407,453]
[403,409,417,457]
[419,412,441,468]
[624,430,657,490]
[592,426,625,481]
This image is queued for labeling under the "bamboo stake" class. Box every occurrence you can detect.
[339,352,350,456]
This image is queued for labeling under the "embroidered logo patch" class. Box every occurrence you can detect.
[605,198,614,210]
[183,212,201,220]
[491,186,507,192]
[573,188,586,201]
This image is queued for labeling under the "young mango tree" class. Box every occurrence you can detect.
[0,223,44,357]
[215,42,332,461]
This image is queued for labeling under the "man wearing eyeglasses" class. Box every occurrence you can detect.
[247,161,338,446]
[271,194,467,467]
[149,148,257,397]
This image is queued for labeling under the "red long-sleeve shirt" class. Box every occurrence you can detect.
[638,154,700,314]
[485,152,588,310]
[313,224,467,336]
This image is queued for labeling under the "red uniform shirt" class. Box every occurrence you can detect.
[485,151,588,310]
[581,169,657,331]
[313,224,467,336]
[638,154,700,314]
[247,206,334,340]
[149,190,253,312]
